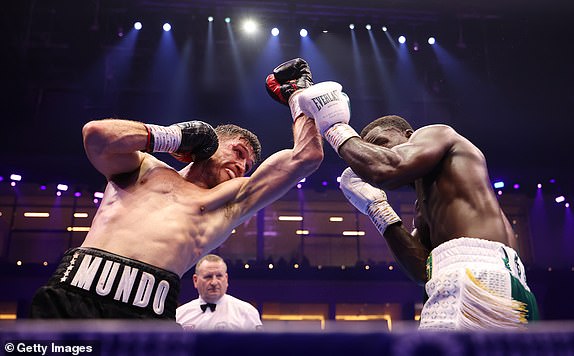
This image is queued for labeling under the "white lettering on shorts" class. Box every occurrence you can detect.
[62,252,172,315]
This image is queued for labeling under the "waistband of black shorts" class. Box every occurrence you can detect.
[48,247,180,318]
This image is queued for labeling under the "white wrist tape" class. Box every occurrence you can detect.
[366,200,402,235]
[323,123,360,154]
[288,91,304,121]
[145,124,182,153]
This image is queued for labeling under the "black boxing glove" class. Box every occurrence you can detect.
[144,120,219,163]
[265,58,313,120]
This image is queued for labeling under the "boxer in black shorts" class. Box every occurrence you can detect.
[30,58,323,319]
[31,248,180,319]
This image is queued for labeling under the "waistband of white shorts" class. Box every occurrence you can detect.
[428,237,518,275]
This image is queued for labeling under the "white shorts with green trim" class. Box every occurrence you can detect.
[420,237,534,331]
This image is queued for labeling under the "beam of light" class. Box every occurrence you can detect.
[350,26,372,114]
[368,25,396,111]
[393,33,427,114]
[202,14,216,91]
[225,20,250,108]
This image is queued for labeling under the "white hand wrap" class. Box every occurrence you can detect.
[366,200,402,236]
[144,124,182,153]
[323,123,360,154]
[298,81,359,153]
[339,167,401,235]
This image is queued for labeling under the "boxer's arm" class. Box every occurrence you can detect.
[383,223,430,285]
[82,119,148,179]
[229,115,323,221]
[339,167,428,285]
[340,125,456,190]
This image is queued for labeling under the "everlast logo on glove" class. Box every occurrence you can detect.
[311,90,342,111]
[57,249,177,316]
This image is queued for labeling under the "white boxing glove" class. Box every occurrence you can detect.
[297,81,359,153]
[339,167,402,235]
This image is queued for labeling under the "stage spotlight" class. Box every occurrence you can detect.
[271,27,279,36]
[349,24,355,30]
[242,19,258,34]
[398,35,406,44]
[382,26,388,32]
[365,24,371,30]
[225,17,231,23]
[208,16,214,22]
[428,37,436,45]
[556,196,566,203]
[163,23,171,32]
[299,28,308,37]
[57,184,68,191]
[134,22,142,30]
[10,174,22,182]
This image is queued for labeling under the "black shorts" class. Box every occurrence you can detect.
[30,247,180,319]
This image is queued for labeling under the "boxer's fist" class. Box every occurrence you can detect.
[145,120,219,163]
[297,81,351,135]
[339,167,386,214]
[170,121,219,163]
[339,167,401,234]
[265,58,313,106]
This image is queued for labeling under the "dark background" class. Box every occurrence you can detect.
[1,0,573,199]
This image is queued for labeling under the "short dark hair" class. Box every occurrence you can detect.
[360,115,414,138]
[215,124,262,164]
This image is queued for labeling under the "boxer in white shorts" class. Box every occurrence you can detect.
[293,77,539,330]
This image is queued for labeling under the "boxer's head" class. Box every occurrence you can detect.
[360,115,414,149]
[192,124,261,188]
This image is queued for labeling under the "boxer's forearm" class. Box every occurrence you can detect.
[291,115,323,173]
[383,223,429,285]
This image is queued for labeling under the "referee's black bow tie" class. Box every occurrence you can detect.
[200,303,216,312]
